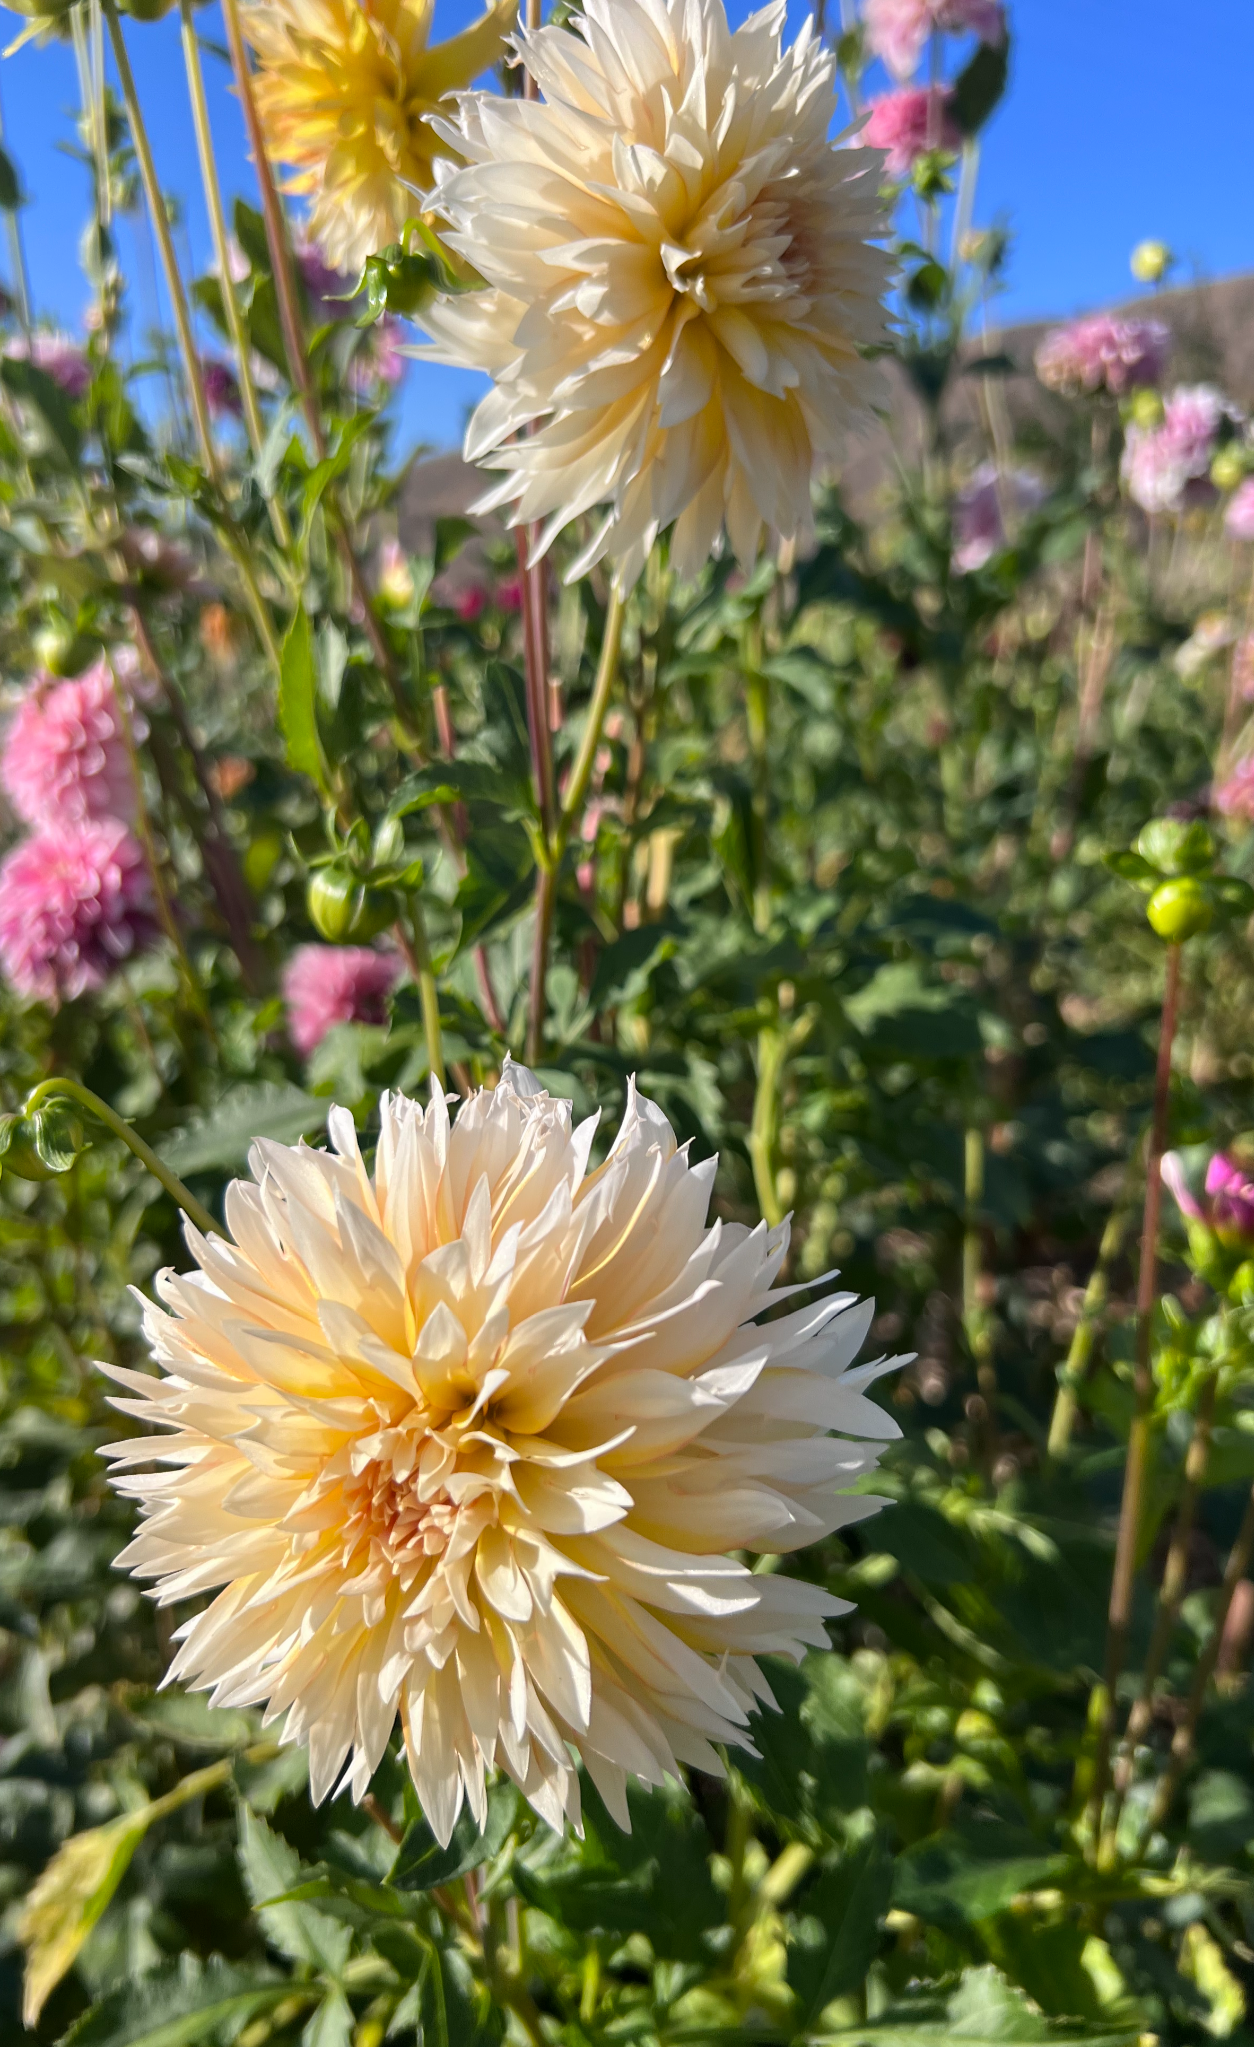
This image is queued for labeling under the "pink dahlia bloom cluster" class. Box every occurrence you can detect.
[863,86,959,178]
[1035,314,1170,399]
[282,944,400,1057]
[1215,753,1254,821]
[0,818,157,1004]
[1225,478,1254,542]
[1122,385,1237,515]
[0,657,156,1005]
[201,358,243,420]
[4,331,91,398]
[863,0,1005,81]
[1163,1150,1254,1247]
[952,464,1047,573]
[2,659,142,829]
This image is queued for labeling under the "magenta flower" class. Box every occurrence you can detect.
[201,358,243,420]
[1035,314,1169,399]
[455,585,488,623]
[952,463,1046,572]
[864,86,960,178]
[282,944,400,1057]
[1225,478,1254,542]
[1123,385,1237,515]
[1163,1150,1254,1249]
[863,0,1005,81]
[1215,753,1254,821]
[0,818,157,1005]
[2,660,143,830]
[5,331,91,399]
[295,241,354,320]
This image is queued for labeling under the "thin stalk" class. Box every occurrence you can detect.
[22,1078,218,1238]
[1134,1476,1254,1855]
[963,1125,996,1415]
[555,587,625,858]
[178,0,290,551]
[103,0,281,675]
[518,527,556,838]
[0,70,30,333]
[745,653,770,935]
[749,1024,787,1230]
[394,913,445,1092]
[220,0,406,708]
[112,671,217,1038]
[1086,940,1183,1842]
[1047,1197,1136,1459]
[526,862,557,1069]
[1105,1367,1219,1849]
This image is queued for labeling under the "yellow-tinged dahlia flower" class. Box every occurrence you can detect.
[240,0,517,274]
[417,0,894,591]
[103,1064,902,1842]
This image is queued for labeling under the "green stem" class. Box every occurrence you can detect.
[22,1080,218,1238]
[395,913,445,1092]
[103,0,281,676]
[178,0,291,551]
[1047,1196,1135,1460]
[554,587,625,859]
[1085,939,1183,1848]
[749,1024,787,1229]
[744,639,770,936]
[0,71,30,332]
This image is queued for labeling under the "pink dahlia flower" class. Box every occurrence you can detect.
[952,463,1047,572]
[1035,314,1170,399]
[1163,1150,1254,1248]
[0,818,157,1005]
[864,0,1005,81]
[1123,385,1236,515]
[863,86,960,178]
[4,331,91,398]
[1225,478,1254,542]
[282,944,400,1057]
[2,660,143,829]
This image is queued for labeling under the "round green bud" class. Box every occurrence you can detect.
[1136,817,1215,877]
[348,886,397,944]
[1147,876,1213,943]
[1126,387,1165,430]
[0,1112,57,1182]
[1131,239,1172,284]
[1212,445,1248,493]
[307,865,362,944]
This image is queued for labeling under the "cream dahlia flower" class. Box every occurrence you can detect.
[240,0,517,274]
[418,0,894,591]
[103,1065,902,1842]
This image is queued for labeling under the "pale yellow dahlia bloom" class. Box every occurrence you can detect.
[417,0,894,591]
[240,0,517,274]
[103,1064,901,1842]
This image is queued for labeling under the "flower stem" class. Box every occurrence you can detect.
[744,636,771,936]
[524,588,625,1066]
[749,1024,787,1230]
[1133,1473,1254,1856]
[0,70,32,333]
[1086,938,1183,1844]
[178,0,291,551]
[1103,1364,1219,1858]
[962,1124,996,1417]
[102,0,281,677]
[1047,1195,1135,1460]
[393,913,445,1092]
[22,1079,218,1239]
[219,0,407,714]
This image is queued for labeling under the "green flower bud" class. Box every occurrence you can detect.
[348,886,398,944]
[307,865,362,944]
[0,1112,58,1182]
[1131,239,1172,284]
[1147,876,1213,943]
[1212,445,1248,493]
[1137,817,1215,877]
[1230,1259,1254,1305]
[1126,387,1165,430]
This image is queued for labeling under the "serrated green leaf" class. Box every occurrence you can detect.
[280,605,331,796]
[239,1808,352,1979]
[62,1956,288,2047]
[390,1779,518,1891]
[158,1083,326,1177]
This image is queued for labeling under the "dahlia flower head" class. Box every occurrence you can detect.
[103,1066,904,1839]
[951,462,1046,573]
[862,0,1005,83]
[863,86,959,181]
[419,0,894,594]
[1163,1150,1254,1249]
[4,330,91,399]
[0,818,157,1006]
[283,943,401,1057]
[240,0,518,274]
[1122,384,1237,516]
[1034,313,1169,400]
[2,658,143,830]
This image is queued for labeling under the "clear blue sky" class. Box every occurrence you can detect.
[0,0,1248,452]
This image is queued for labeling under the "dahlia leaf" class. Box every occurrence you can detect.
[158,1082,325,1177]
[279,605,331,798]
[239,1808,352,1980]
[60,1956,289,2047]
[390,1779,519,1891]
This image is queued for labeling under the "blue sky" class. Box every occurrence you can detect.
[0,0,1249,452]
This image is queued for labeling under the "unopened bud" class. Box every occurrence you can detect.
[1126,387,1164,431]
[1146,876,1213,943]
[1131,239,1172,285]
[306,866,361,944]
[1212,445,1248,493]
